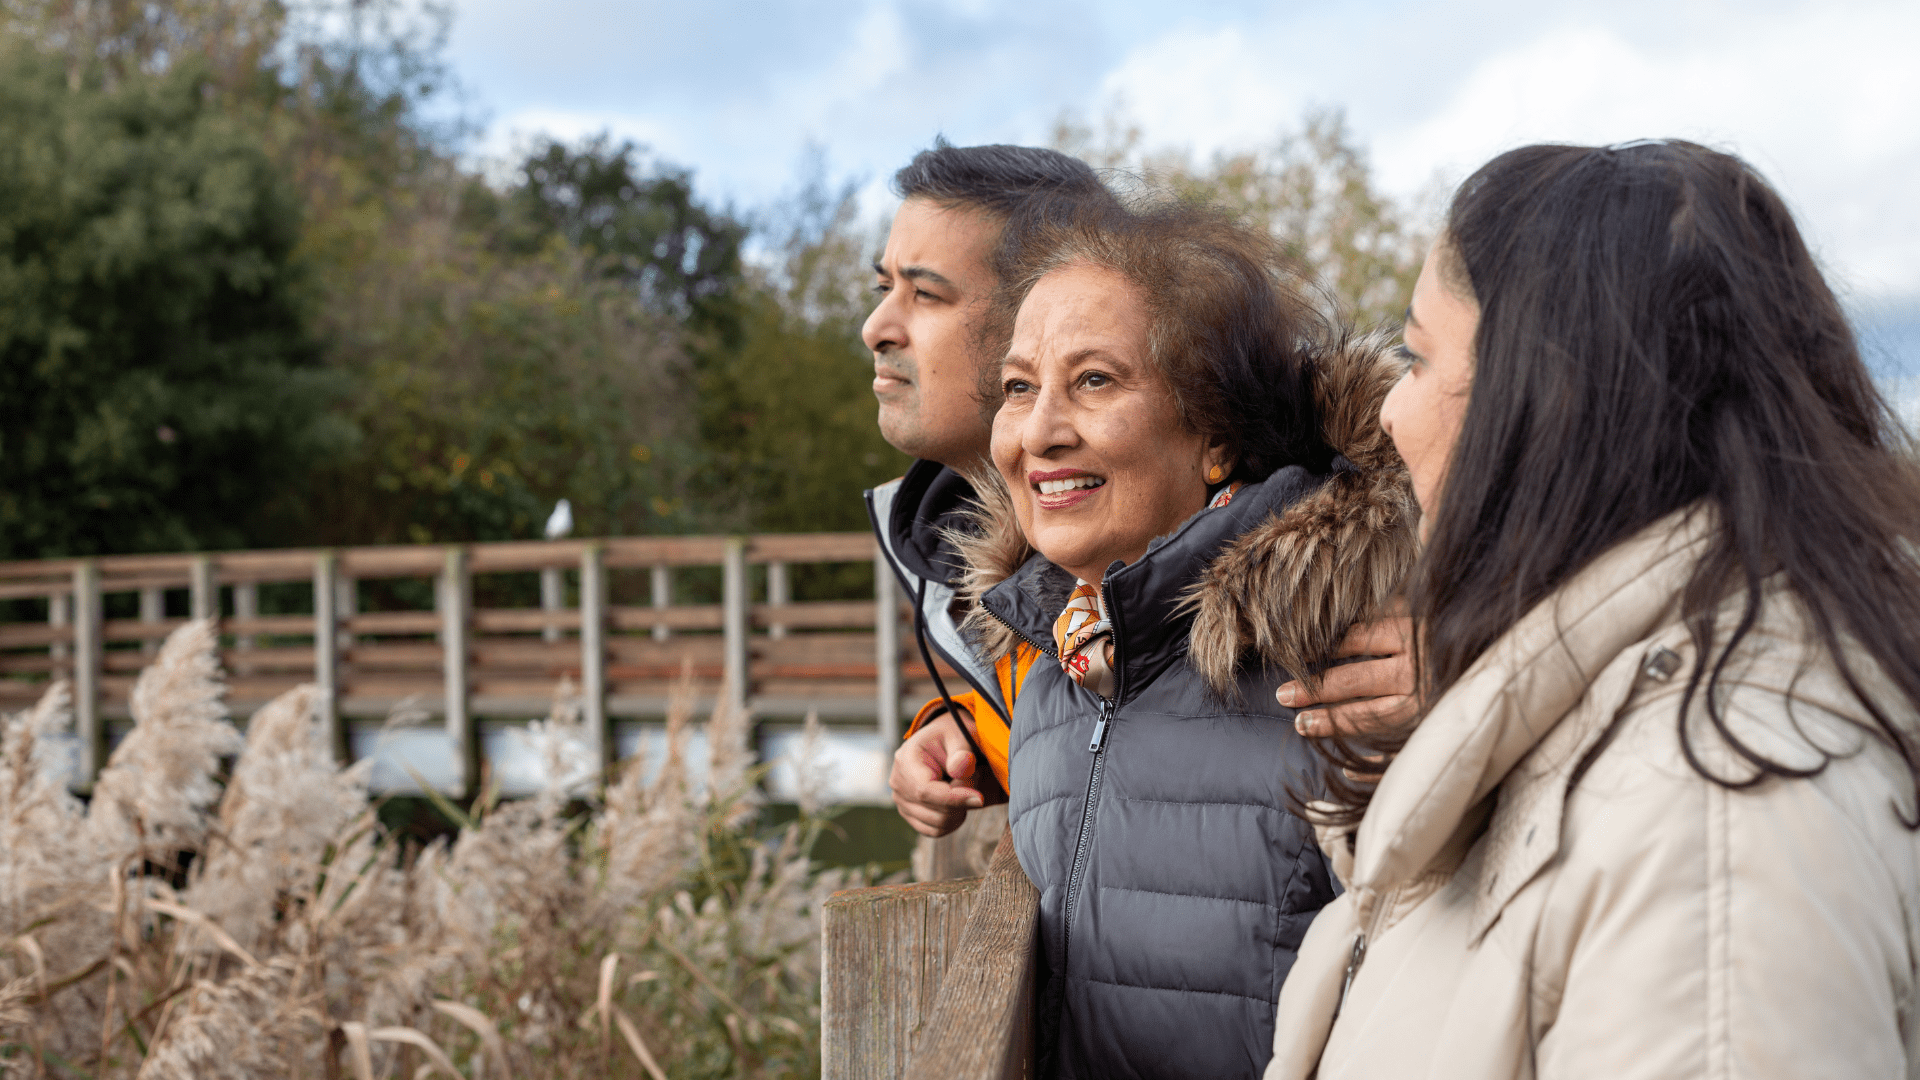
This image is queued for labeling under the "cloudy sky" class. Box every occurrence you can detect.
[443,0,1920,361]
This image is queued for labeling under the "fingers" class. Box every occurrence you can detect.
[1294,693,1417,738]
[1299,652,1415,708]
[1330,615,1412,660]
[888,718,983,837]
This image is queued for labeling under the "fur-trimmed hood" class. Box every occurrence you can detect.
[951,332,1418,694]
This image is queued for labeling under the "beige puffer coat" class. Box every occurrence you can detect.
[1266,510,1920,1080]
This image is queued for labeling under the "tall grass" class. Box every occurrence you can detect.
[0,620,859,1078]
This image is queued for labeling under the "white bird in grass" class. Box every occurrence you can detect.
[544,498,573,540]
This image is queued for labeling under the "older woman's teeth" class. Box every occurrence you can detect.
[1038,477,1105,494]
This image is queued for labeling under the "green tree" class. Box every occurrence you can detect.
[0,41,345,558]
[1055,106,1429,329]
[692,174,910,535]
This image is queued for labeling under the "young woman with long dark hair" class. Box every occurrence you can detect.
[1267,140,1920,1079]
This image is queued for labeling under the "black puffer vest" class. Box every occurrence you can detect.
[953,333,1418,1078]
[986,471,1339,1080]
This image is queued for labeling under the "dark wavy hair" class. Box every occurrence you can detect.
[893,138,1113,219]
[978,196,1336,485]
[1316,140,1920,824]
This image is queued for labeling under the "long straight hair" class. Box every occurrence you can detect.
[1316,140,1920,824]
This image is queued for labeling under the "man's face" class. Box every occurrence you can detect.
[863,197,999,467]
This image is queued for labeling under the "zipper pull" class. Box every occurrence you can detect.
[1089,699,1114,753]
[1335,934,1366,1018]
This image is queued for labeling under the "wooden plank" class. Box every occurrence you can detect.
[752,600,875,630]
[608,604,724,632]
[103,617,189,643]
[468,539,593,573]
[222,614,322,637]
[0,581,70,601]
[902,826,1039,1080]
[600,535,731,568]
[0,623,68,648]
[214,549,325,581]
[346,611,441,635]
[750,533,877,563]
[475,608,583,634]
[821,876,985,1080]
[338,546,448,578]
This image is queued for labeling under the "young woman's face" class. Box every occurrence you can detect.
[992,262,1229,584]
[1381,240,1479,542]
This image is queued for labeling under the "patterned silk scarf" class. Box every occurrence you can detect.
[1051,480,1244,697]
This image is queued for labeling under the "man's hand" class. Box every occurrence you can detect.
[890,710,1001,837]
[1277,615,1416,739]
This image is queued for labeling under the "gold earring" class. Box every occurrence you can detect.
[1207,464,1225,484]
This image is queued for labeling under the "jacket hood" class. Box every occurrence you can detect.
[951,331,1419,694]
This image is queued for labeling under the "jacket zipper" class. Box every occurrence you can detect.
[1336,890,1395,1018]
[1060,694,1115,995]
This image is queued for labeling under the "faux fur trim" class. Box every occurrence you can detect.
[1183,331,1419,693]
[948,331,1418,688]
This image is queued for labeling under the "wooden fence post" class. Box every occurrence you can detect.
[189,555,215,622]
[650,564,672,642]
[822,827,1039,1080]
[440,547,472,796]
[47,590,69,671]
[723,537,749,714]
[540,565,564,644]
[232,582,257,653]
[139,587,163,656]
[580,544,609,776]
[313,553,343,761]
[767,559,790,640]
[874,552,900,746]
[72,562,102,786]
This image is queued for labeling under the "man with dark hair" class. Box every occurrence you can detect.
[868,140,1414,843]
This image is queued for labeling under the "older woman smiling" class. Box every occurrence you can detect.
[946,199,1418,1079]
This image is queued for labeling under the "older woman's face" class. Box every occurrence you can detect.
[1381,240,1478,542]
[993,262,1227,584]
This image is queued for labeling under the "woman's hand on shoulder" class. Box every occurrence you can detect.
[1278,615,1416,739]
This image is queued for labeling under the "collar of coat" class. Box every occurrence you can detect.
[948,331,1419,700]
[1335,507,1717,938]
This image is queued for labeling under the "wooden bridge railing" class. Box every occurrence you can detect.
[822,826,1039,1080]
[0,533,957,793]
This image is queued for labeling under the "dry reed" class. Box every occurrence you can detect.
[0,620,861,1078]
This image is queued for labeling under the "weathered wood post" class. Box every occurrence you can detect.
[189,555,215,622]
[650,564,672,642]
[47,590,69,670]
[822,827,1038,1080]
[579,543,609,775]
[439,547,473,796]
[767,559,790,640]
[723,537,749,714]
[71,562,103,786]
[139,586,164,656]
[540,564,564,644]
[231,581,257,653]
[313,552,344,761]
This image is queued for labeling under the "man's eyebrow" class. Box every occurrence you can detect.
[871,260,887,277]
[899,265,953,287]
